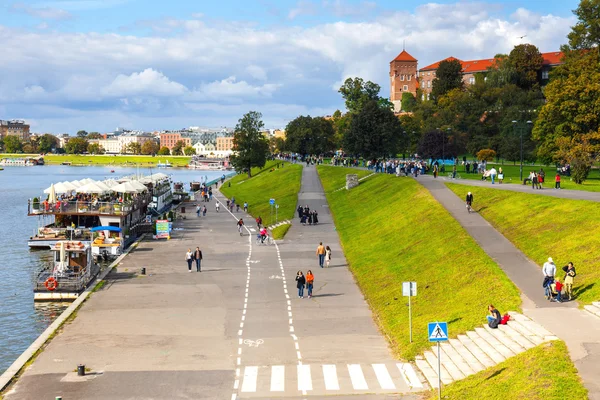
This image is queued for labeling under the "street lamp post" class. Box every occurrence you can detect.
[512,120,533,182]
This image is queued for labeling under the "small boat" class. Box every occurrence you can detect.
[91,226,123,260]
[110,170,115,173]
[34,241,100,301]
[157,160,172,168]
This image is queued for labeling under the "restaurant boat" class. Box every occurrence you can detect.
[34,241,100,301]
[187,156,231,170]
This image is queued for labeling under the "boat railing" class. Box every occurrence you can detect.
[35,262,100,292]
[29,195,151,215]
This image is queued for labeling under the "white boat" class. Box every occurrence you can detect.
[157,160,172,168]
[34,241,100,302]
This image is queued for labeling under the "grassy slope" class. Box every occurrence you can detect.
[220,161,302,237]
[447,183,600,305]
[317,166,521,359]
[428,340,587,400]
[1,153,191,166]
[450,163,600,192]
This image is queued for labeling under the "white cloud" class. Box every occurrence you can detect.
[102,68,188,97]
[246,65,268,81]
[322,0,376,17]
[10,3,72,20]
[288,0,317,19]
[195,76,280,100]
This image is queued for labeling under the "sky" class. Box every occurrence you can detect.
[0,0,580,134]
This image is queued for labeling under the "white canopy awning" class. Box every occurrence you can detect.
[111,181,146,193]
[76,182,110,194]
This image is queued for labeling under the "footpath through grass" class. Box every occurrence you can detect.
[317,166,521,360]
[428,340,587,400]
[447,183,600,305]
[220,161,302,238]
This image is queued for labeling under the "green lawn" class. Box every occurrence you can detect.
[447,183,600,305]
[220,161,302,238]
[428,340,587,400]
[450,163,600,192]
[0,153,192,167]
[317,166,373,192]
[317,166,521,360]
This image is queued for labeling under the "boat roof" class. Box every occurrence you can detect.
[91,226,122,232]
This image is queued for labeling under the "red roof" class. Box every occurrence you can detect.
[419,51,564,73]
[391,50,417,63]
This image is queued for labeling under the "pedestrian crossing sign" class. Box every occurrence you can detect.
[428,322,448,342]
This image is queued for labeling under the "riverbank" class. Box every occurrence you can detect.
[1,154,192,167]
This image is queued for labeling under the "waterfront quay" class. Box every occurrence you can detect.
[2,184,422,399]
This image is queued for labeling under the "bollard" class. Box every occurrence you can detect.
[141,267,146,275]
[77,364,85,376]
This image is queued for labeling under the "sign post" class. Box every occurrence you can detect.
[402,282,417,343]
[155,219,170,239]
[275,204,279,224]
[269,198,275,225]
[428,321,448,400]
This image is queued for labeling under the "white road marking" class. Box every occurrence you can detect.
[297,364,312,391]
[347,364,368,390]
[372,364,395,390]
[398,363,423,388]
[241,366,258,392]
[322,365,340,390]
[270,365,285,392]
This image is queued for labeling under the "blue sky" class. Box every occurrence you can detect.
[0,0,579,133]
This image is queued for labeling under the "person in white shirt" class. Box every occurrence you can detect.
[490,167,497,184]
[542,257,556,299]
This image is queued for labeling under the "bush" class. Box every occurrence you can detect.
[32,197,40,210]
[476,148,496,161]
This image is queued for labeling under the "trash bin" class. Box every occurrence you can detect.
[181,207,185,213]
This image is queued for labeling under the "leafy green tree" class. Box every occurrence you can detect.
[343,100,404,159]
[38,134,58,153]
[230,111,270,177]
[398,114,422,156]
[126,142,142,155]
[23,143,34,153]
[431,59,464,101]
[65,137,88,154]
[567,0,600,55]
[171,140,185,155]
[272,137,285,153]
[184,146,196,156]
[417,130,452,159]
[338,77,391,113]
[485,54,518,87]
[3,135,23,153]
[87,132,102,139]
[141,140,160,155]
[0,137,4,152]
[509,44,544,89]
[87,143,105,154]
[331,109,349,148]
[284,116,335,155]
[401,92,417,112]
[76,130,88,138]
[157,146,171,156]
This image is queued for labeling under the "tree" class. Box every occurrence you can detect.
[509,44,544,89]
[284,115,335,155]
[172,140,185,155]
[157,146,171,156]
[555,132,600,183]
[338,77,391,113]
[417,129,458,159]
[331,109,349,148]
[230,111,270,177]
[38,134,58,153]
[476,149,497,161]
[184,146,196,156]
[65,137,88,154]
[343,100,404,159]
[401,92,417,112]
[141,140,160,155]
[87,132,102,139]
[87,143,105,155]
[485,54,518,87]
[3,135,23,153]
[76,130,88,138]
[125,142,142,155]
[567,0,600,54]
[431,59,464,100]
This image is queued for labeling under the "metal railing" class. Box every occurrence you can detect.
[29,195,150,215]
[34,262,100,293]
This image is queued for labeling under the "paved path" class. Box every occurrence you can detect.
[419,177,600,399]
[3,173,424,400]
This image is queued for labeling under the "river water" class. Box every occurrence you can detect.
[0,165,226,374]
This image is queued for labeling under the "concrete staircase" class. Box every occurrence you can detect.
[584,302,600,318]
[266,220,291,231]
[414,312,557,388]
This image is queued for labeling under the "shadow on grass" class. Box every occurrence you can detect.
[485,367,505,380]
[448,317,463,324]
[574,282,596,298]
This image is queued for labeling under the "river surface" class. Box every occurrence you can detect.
[0,165,226,374]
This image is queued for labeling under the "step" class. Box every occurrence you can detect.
[436,348,466,381]
[497,324,536,350]
[475,327,516,359]
[507,320,545,345]
[466,331,506,364]
[448,339,485,373]
[457,334,495,369]
[584,305,600,317]
[593,302,600,308]
[415,357,438,389]
[440,342,476,376]
[508,312,554,339]
[483,324,526,354]
[423,350,453,385]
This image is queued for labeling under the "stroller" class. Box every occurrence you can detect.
[543,277,555,300]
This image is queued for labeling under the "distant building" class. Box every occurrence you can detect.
[389,50,419,113]
[0,120,30,140]
[273,129,286,140]
[159,132,192,151]
[216,136,234,152]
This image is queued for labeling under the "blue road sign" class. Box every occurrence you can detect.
[269,198,275,205]
[428,322,448,342]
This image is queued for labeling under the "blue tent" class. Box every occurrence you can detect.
[91,226,122,232]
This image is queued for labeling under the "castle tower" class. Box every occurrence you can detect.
[390,50,418,113]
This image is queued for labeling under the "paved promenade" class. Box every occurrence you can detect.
[419,177,600,399]
[3,170,423,400]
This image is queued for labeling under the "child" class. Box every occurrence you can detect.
[553,278,564,303]
[555,173,561,189]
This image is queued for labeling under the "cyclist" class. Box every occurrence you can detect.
[259,227,268,243]
[466,192,474,213]
[237,218,244,236]
[243,202,248,212]
[256,216,262,229]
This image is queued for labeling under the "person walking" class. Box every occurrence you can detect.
[185,248,193,272]
[313,210,319,225]
[306,270,314,298]
[256,216,262,229]
[555,173,561,189]
[196,204,201,217]
[243,202,248,212]
[562,262,576,300]
[297,205,303,219]
[296,271,306,298]
[490,167,497,184]
[237,218,244,236]
[466,192,474,213]
[325,245,332,267]
[543,257,556,299]
[215,201,220,212]
[316,242,326,268]
[194,247,203,272]
[202,205,207,217]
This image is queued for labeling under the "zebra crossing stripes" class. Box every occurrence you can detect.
[239,363,424,394]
